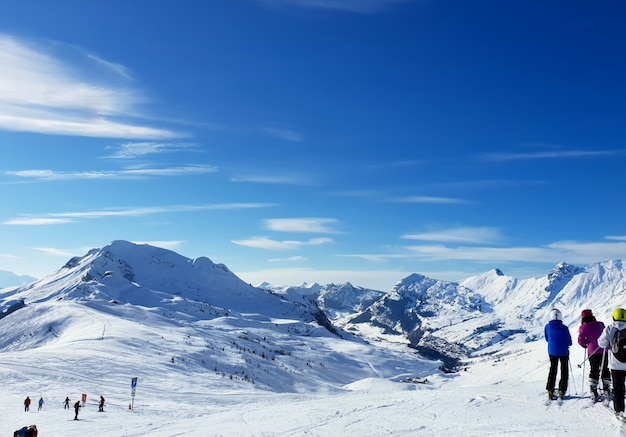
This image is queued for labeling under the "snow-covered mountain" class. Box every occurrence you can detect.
[3,241,626,435]
[3,242,626,370]
[0,241,430,393]
[329,261,625,365]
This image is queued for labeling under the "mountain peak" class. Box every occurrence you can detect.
[545,261,581,295]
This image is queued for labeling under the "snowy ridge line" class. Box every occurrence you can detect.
[2,242,626,434]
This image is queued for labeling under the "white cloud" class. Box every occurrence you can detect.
[268,256,307,262]
[390,196,470,204]
[342,237,626,268]
[231,173,316,185]
[3,203,275,225]
[482,149,619,162]
[84,52,133,79]
[402,227,502,244]
[606,236,626,242]
[6,165,217,181]
[546,240,626,263]
[4,218,73,225]
[105,142,200,159]
[403,244,554,263]
[231,236,333,250]
[0,34,181,139]
[33,247,79,257]
[264,218,338,233]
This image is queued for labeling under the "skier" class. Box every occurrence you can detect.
[64,397,70,409]
[37,397,44,411]
[73,400,81,420]
[24,396,31,412]
[544,308,572,400]
[99,395,105,412]
[598,308,626,419]
[578,309,611,400]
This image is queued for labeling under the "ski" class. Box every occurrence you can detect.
[544,393,566,407]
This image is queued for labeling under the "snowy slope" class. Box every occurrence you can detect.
[2,242,626,435]
[1,325,623,436]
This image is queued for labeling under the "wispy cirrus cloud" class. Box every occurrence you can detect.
[402,227,502,244]
[390,196,470,204]
[341,236,626,267]
[4,203,276,225]
[105,142,200,159]
[264,218,339,233]
[0,34,181,139]
[268,256,307,262]
[6,165,217,181]
[33,247,81,257]
[482,149,620,162]
[263,127,305,142]
[231,236,333,250]
[231,172,317,185]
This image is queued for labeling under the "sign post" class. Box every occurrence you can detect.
[130,377,138,411]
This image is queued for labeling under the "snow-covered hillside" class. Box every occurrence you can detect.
[2,241,626,436]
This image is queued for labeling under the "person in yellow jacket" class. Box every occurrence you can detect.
[598,308,626,420]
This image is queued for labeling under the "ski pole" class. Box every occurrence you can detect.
[600,348,608,394]
[581,348,586,397]
[578,346,601,367]
[568,357,578,395]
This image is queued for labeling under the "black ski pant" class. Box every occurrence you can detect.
[588,353,610,387]
[612,369,626,413]
[547,355,569,393]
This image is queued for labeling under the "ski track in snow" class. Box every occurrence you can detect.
[2,341,626,436]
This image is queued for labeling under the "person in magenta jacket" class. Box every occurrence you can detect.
[544,308,572,400]
[578,309,611,400]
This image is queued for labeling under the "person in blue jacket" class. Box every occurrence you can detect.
[545,308,572,400]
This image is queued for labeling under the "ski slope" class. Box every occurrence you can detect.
[1,324,625,436]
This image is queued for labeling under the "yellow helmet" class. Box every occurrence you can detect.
[613,308,626,321]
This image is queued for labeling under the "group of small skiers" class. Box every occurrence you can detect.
[16,394,105,433]
[545,307,626,420]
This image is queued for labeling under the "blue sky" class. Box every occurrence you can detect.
[1,0,625,291]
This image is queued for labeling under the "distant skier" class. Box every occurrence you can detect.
[64,397,70,409]
[578,309,611,400]
[73,400,81,420]
[99,395,105,412]
[37,397,44,411]
[598,308,626,419]
[24,396,31,412]
[544,308,572,400]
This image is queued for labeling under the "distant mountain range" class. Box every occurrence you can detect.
[1,240,625,385]
[0,270,37,288]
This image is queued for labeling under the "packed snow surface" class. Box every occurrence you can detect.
[1,242,626,436]
[1,341,622,436]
